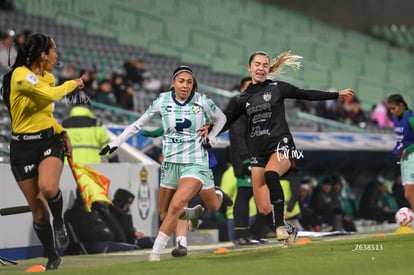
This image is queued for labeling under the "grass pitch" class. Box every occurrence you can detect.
[1,232,413,275]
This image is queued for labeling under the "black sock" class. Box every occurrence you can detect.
[33,222,57,259]
[47,190,63,225]
[264,171,285,227]
[263,211,276,231]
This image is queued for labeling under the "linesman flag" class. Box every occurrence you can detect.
[67,156,112,212]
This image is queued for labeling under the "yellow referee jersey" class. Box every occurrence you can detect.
[9,66,77,134]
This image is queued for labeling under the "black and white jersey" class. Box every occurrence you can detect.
[224,80,338,156]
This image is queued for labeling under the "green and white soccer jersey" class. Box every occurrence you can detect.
[112,90,225,165]
[158,91,217,164]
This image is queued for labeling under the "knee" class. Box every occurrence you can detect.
[41,186,59,200]
[169,200,187,217]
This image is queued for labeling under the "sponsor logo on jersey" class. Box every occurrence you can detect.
[175,118,191,132]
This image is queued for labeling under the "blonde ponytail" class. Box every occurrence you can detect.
[269,50,302,75]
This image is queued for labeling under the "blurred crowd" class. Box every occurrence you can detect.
[294,91,394,130]
[292,171,405,232]
[0,26,169,114]
[1,26,397,131]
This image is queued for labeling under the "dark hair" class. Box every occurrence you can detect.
[171,65,198,92]
[248,51,270,65]
[240,76,252,87]
[172,65,193,79]
[387,94,409,109]
[1,33,53,113]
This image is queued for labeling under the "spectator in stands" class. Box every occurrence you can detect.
[142,71,162,92]
[222,50,354,246]
[298,178,319,231]
[331,175,357,231]
[119,84,135,111]
[111,72,126,105]
[311,176,344,231]
[58,64,77,85]
[61,91,118,164]
[377,180,399,214]
[359,178,397,223]
[0,28,16,73]
[94,79,118,107]
[124,58,147,87]
[1,33,85,270]
[110,188,155,248]
[99,65,232,261]
[370,99,393,128]
[13,29,32,49]
[343,96,367,127]
[111,72,135,111]
[64,191,141,254]
[387,94,414,210]
[315,91,346,121]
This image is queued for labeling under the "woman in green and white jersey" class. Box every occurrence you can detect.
[100,65,229,261]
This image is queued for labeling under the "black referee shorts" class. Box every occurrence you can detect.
[9,128,65,181]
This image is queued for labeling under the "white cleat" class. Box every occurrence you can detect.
[276,226,289,241]
[148,253,161,262]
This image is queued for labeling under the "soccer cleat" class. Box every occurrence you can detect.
[148,253,161,261]
[215,186,233,207]
[282,225,298,248]
[258,238,269,244]
[46,255,62,270]
[276,225,289,241]
[171,242,188,257]
[233,237,260,245]
[53,221,70,250]
[188,204,205,232]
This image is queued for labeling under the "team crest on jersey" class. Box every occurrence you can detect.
[192,104,201,113]
[263,92,272,102]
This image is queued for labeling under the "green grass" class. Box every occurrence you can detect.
[1,234,414,274]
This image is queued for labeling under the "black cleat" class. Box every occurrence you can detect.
[171,242,188,257]
[233,237,260,245]
[53,221,69,250]
[46,255,62,270]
